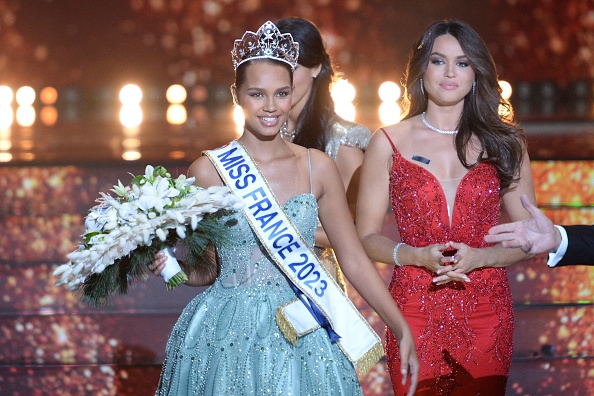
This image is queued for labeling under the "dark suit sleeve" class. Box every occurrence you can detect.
[556,225,594,266]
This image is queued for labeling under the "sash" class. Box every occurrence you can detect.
[204,140,383,375]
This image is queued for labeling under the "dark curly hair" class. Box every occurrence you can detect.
[402,20,526,190]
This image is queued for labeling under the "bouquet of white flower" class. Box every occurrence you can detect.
[54,165,244,306]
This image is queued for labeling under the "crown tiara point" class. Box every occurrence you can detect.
[231,21,299,71]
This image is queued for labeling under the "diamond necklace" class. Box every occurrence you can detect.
[421,112,458,135]
[280,122,298,142]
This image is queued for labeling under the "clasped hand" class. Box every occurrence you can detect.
[420,242,476,285]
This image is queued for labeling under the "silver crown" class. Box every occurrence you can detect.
[231,21,299,70]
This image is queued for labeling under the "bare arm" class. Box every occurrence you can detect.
[355,129,451,272]
[312,150,418,395]
[314,145,364,248]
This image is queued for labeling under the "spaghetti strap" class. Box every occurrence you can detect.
[307,149,313,194]
[380,128,397,152]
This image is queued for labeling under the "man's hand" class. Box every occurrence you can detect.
[485,194,561,254]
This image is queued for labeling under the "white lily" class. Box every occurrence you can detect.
[137,177,180,213]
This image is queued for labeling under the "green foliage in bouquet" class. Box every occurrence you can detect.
[54,165,244,307]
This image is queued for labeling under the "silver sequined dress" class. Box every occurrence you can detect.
[315,117,371,291]
[155,194,363,395]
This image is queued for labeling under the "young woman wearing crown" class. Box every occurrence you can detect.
[153,21,419,396]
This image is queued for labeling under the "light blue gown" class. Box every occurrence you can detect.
[155,193,363,395]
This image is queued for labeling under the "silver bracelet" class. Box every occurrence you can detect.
[393,242,404,267]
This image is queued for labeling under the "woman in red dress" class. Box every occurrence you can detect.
[356,20,535,395]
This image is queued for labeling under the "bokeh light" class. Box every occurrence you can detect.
[122,150,141,161]
[0,105,13,128]
[119,104,143,127]
[378,81,402,102]
[166,84,187,104]
[379,102,401,125]
[40,106,58,126]
[331,79,356,103]
[40,87,58,105]
[499,80,513,100]
[166,104,187,125]
[0,86,14,105]
[119,84,143,105]
[233,106,244,135]
[334,102,356,122]
[15,86,36,106]
[16,106,36,127]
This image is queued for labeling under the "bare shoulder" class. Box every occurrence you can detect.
[367,119,414,154]
[307,147,338,173]
[187,155,222,188]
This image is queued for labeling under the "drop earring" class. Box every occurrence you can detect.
[420,78,425,96]
[472,81,476,95]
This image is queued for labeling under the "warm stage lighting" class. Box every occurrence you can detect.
[166,84,187,104]
[120,104,143,127]
[20,140,34,150]
[0,105,13,128]
[16,86,36,106]
[119,84,143,105]
[40,106,58,126]
[40,87,58,105]
[0,86,13,105]
[122,150,141,161]
[19,152,35,161]
[168,150,186,160]
[379,102,401,125]
[499,80,513,100]
[0,152,12,162]
[16,106,36,127]
[378,81,402,102]
[166,104,187,125]
[334,102,356,122]
[233,106,244,135]
[331,80,357,122]
[331,79,356,103]
[122,138,140,149]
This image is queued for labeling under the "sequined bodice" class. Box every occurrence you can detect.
[214,193,318,291]
[156,192,363,395]
[384,144,514,396]
[389,147,501,248]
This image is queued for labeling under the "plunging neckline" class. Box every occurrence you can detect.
[391,147,488,228]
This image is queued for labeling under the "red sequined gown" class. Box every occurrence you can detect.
[383,131,513,396]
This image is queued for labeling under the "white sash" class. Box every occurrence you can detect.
[204,140,383,375]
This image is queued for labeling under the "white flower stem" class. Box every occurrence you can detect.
[160,247,188,289]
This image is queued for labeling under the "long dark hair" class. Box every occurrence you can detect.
[276,17,336,151]
[402,20,525,190]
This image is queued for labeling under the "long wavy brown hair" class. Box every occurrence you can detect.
[402,20,526,190]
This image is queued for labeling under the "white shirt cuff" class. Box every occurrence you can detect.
[547,225,568,267]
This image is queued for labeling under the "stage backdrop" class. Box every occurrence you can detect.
[0,159,593,395]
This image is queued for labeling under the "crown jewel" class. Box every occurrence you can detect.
[231,21,299,70]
